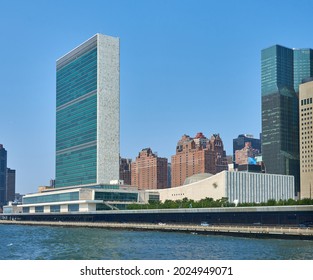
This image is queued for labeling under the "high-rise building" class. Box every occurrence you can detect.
[119,157,132,185]
[6,168,16,202]
[233,134,261,162]
[131,148,168,190]
[55,34,120,188]
[0,144,7,206]
[0,145,15,206]
[299,78,313,199]
[294,49,313,93]
[261,45,313,195]
[235,142,260,165]
[171,133,228,187]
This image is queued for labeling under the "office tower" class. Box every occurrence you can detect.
[294,49,313,93]
[261,45,313,194]
[6,168,16,202]
[233,134,261,162]
[299,78,313,199]
[171,133,228,187]
[235,142,260,165]
[0,144,7,206]
[131,148,168,190]
[119,157,132,185]
[56,34,120,188]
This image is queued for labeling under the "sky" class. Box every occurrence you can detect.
[1,0,313,195]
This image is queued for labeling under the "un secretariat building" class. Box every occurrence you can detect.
[56,34,120,188]
[12,34,157,215]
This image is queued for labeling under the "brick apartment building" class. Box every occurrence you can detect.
[171,133,228,187]
[131,148,168,190]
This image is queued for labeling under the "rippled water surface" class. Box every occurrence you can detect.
[1,224,313,260]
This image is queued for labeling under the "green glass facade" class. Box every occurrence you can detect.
[261,45,313,195]
[294,49,313,93]
[23,191,79,205]
[55,34,120,188]
[94,191,138,202]
[56,42,98,187]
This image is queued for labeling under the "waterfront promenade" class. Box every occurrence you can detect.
[1,220,312,240]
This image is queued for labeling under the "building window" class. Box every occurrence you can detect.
[50,205,61,213]
[35,206,44,213]
[68,204,79,212]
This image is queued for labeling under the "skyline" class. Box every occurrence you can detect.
[1,0,313,194]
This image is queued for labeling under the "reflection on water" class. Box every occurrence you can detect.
[0,225,313,260]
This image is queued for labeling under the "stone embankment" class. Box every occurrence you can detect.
[1,220,312,240]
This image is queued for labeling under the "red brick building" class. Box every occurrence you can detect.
[131,148,168,190]
[171,133,228,187]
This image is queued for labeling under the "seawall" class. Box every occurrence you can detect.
[1,220,312,240]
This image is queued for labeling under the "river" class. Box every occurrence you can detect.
[1,224,313,260]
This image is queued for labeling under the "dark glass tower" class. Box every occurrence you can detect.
[261,45,313,195]
[0,144,7,206]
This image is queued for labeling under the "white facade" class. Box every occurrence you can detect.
[299,80,313,199]
[97,34,120,184]
[15,184,153,214]
[156,171,295,203]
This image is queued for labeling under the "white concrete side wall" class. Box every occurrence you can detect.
[97,34,120,184]
[157,171,295,203]
[79,203,96,212]
[158,172,226,202]
[60,205,68,213]
[225,171,295,203]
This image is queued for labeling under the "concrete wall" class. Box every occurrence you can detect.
[97,34,120,184]
[157,171,295,203]
[157,172,226,202]
[225,171,295,203]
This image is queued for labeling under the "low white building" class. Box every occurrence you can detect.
[155,171,295,204]
[8,184,158,214]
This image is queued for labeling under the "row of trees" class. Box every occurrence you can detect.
[126,197,313,210]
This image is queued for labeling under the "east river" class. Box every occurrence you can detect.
[1,224,313,260]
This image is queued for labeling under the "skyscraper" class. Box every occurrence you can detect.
[119,157,132,185]
[233,134,261,162]
[0,144,7,206]
[56,34,120,188]
[299,78,313,199]
[6,168,16,202]
[261,45,313,195]
[294,49,313,93]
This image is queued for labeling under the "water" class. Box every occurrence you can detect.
[1,224,313,260]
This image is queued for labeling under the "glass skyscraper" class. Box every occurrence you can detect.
[294,49,313,93]
[56,34,120,188]
[261,45,313,195]
[0,144,7,206]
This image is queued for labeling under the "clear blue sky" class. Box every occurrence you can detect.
[1,0,313,194]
